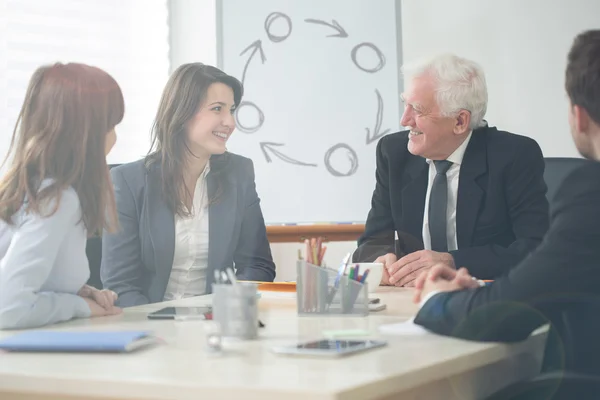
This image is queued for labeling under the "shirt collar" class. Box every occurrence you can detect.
[195,161,211,187]
[203,160,211,177]
[426,130,473,166]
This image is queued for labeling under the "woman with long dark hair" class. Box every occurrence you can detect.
[101,63,276,307]
[0,62,124,329]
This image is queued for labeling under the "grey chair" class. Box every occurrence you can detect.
[485,294,600,400]
[543,157,589,205]
[486,158,599,400]
[85,163,121,289]
[485,372,600,400]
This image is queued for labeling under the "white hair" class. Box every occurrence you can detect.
[401,53,488,129]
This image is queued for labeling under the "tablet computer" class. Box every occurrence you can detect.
[147,306,212,320]
[271,339,387,358]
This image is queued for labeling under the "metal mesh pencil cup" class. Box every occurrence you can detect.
[296,260,368,316]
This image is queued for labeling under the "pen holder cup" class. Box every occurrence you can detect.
[296,261,368,316]
[212,283,259,340]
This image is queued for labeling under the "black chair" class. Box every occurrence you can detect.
[543,157,588,205]
[85,236,103,289]
[485,372,600,400]
[478,158,597,399]
[85,163,121,290]
[485,295,600,400]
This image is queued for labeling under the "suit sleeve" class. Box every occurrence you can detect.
[233,159,276,282]
[0,190,91,330]
[353,136,396,262]
[101,168,149,307]
[414,163,600,342]
[450,139,550,279]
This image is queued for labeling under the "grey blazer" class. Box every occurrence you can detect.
[100,153,276,307]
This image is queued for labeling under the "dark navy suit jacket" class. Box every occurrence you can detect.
[354,125,550,278]
[415,161,600,375]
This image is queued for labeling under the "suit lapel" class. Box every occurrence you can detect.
[145,165,175,299]
[401,156,429,238]
[206,169,237,292]
[456,128,488,248]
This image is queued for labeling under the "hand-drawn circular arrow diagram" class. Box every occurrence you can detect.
[235,11,390,177]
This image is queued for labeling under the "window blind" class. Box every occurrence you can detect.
[0,0,170,166]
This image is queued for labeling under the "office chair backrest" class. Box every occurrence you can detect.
[85,163,122,289]
[543,157,589,206]
[485,371,600,400]
[85,236,103,289]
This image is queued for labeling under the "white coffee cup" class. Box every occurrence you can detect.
[352,263,384,293]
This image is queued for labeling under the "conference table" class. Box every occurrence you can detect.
[0,287,547,400]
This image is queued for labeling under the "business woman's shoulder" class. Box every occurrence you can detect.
[110,159,146,179]
[221,152,254,176]
[110,159,148,189]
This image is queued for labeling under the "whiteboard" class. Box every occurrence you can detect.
[218,0,402,224]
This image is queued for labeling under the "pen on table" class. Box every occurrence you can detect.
[471,277,494,287]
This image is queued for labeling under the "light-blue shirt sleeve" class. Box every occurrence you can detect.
[0,189,91,330]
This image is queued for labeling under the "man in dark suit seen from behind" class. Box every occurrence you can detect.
[354,53,549,287]
[413,29,600,376]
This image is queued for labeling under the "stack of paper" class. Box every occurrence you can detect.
[378,317,432,336]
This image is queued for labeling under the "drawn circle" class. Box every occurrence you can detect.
[351,42,386,73]
[235,101,265,133]
[264,12,292,43]
[324,144,359,177]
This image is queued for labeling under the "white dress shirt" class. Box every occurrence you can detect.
[422,131,473,252]
[163,162,211,301]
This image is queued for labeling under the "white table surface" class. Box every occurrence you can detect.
[0,287,547,400]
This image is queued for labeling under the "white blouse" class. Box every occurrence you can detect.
[163,163,210,301]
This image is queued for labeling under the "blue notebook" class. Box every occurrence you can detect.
[0,330,159,353]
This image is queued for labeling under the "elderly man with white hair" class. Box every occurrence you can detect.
[354,53,550,287]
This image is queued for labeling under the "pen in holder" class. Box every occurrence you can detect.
[296,260,368,316]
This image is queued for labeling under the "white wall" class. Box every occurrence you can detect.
[169,0,218,71]
[401,0,600,158]
[169,0,599,280]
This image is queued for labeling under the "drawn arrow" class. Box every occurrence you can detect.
[304,19,348,38]
[240,40,266,85]
[260,142,318,167]
[365,89,391,145]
